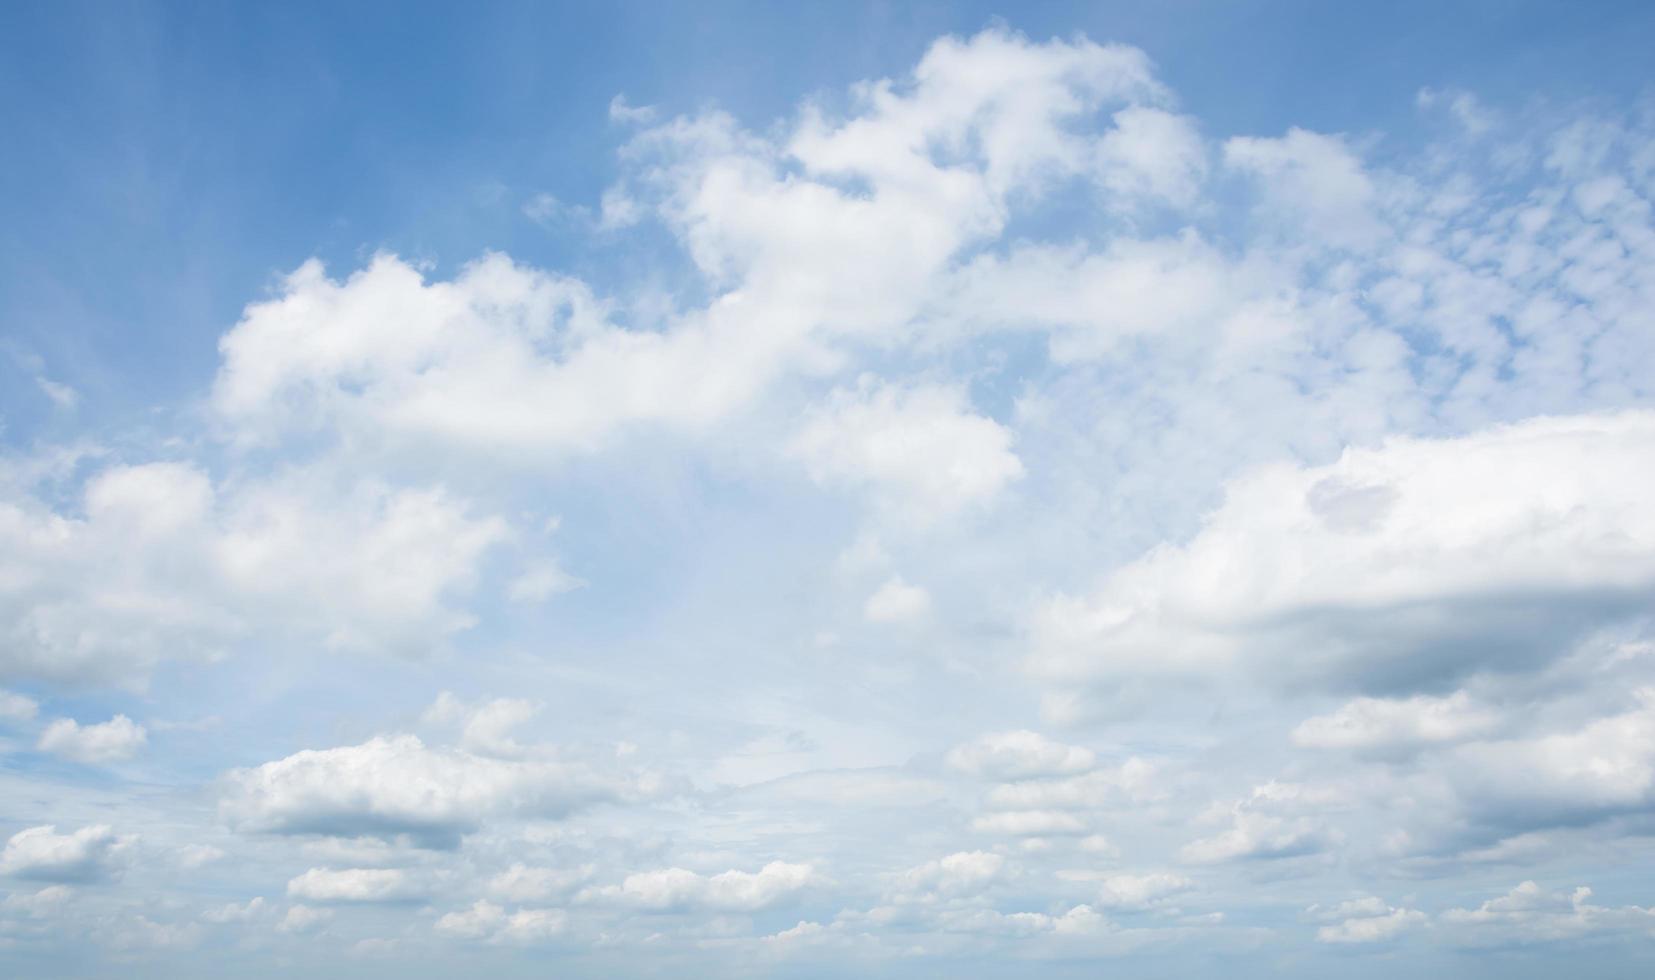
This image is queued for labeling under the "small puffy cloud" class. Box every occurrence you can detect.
[1180,783,1339,865]
[286,868,418,903]
[2,884,73,917]
[220,733,645,849]
[1094,106,1206,207]
[1033,413,1655,698]
[1094,872,1193,910]
[0,460,509,685]
[947,730,1096,779]
[984,758,1159,810]
[0,688,37,723]
[279,905,331,934]
[1293,691,1500,755]
[487,862,594,902]
[176,844,226,869]
[436,900,567,944]
[0,824,133,883]
[1314,897,1427,944]
[889,851,1004,903]
[791,379,1023,522]
[1224,127,1384,248]
[202,897,266,924]
[971,810,1089,837]
[589,861,819,912]
[863,576,931,624]
[1446,689,1655,834]
[424,692,541,757]
[36,714,147,763]
[35,377,79,410]
[507,560,583,603]
[1439,881,1655,946]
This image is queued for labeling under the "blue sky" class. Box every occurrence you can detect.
[3,2,1655,976]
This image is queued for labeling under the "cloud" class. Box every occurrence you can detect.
[889,851,1004,903]
[220,733,649,849]
[1095,106,1206,207]
[947,731,1097,780]
[1092,872,1192,910]
[1292,692,1501,755]
[486,862,594,902]
[1033,412,1655,698]
[984,758,1160,810]
[423,692,541,758]
[34,377,78,410]
[1179,783,1340,865]
[586,861,819,912]
[971,809,1089,836]
[278,905,331,934]
[1225,127,1385,248]
[286,868,419,903]
[0,688,38,722]
[0,825,133,883]
[201,897,266,924]
[790,379,1023,522]
[0,460,509,684]
[1439,881,1655,946]
[1313,897,1426,943]
[36,714,147,763]
[435,900,567,944]
[1445,688,1655,834]
[863,576,931,624]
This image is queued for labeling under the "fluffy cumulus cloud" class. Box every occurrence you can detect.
[36,714,147,763]
[286,868,419,903]
[1032,413,1655,697]
[585,861,819,912]
[790,379,1023,521]
[0,825,133,883]
[220,729,654,848]
[435,900,567,945]
[0,461,509,683]
[7,17,1655,979]
[1311,896,1427,944]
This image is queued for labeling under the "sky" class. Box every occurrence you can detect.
[2,1,1655,976]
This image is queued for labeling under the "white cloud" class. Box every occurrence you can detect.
[1315,897,1426,943]
[286,867,418,903]
[1094,106,1206,207]
[0,824,133,882]
[424,692,542,757]
[1179,783,1340,865]
[1033,413,1655,697]
[1091,872,1192,910]
[34,377,78,410]
[220,733,647,848]
[0,460,509,684]
[1293,691,1501,755]
[36,714,147,763]
[436,899,567,944]
[889,851,1004,903]
[1225,127,1384,248]
[0,688,37,722]
[790,379,1023,521]
[487,862,594,902]
[947,730,1096,780]
[279,904,331,934]
[971,810,1089,836]
[1440,881,1655,946]
[202,897,266,924]
[863,576,931,624]
[588,861,819,912]
[1447,688,1655,832]
[984,758,1160,810]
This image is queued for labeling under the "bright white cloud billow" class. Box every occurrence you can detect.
[5,18,1655,979]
